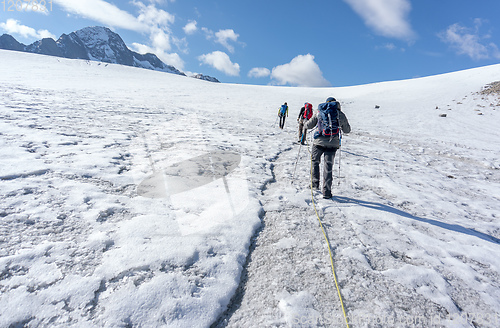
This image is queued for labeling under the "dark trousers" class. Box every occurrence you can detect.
[279,115,286,129]
[311,145,338,197]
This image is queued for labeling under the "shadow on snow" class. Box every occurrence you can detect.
[330,196,500,246]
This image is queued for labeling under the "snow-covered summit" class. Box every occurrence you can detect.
[74,26,113,47]
[70,26,131,65]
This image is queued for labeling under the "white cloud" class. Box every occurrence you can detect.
[343,0,415,41]
[147,0,171,3]
[0,19,56,40]
[133,2,185,64]
[271,54,330,87]
[159,52,185,70]
[131,42,152,55]
[150,28,172,51]
[382,43,396,50]
[201,27,240,53]
[201,27,212,36]
[52,0,146,31]
[198,51,240,76]
[375,42,407,52]
[215,29,239,53]
[173,37,189,54]
[248,67,271,78]
[183,21,198,35]
[135,1,175,28]
[490,43,500,60]
[131,42,185,70]
[53,0,175,34]
[439,20,500,60]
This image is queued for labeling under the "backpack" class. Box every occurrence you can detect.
[280,104,287,116]
[303,103,313,120]
[314,101,339,139]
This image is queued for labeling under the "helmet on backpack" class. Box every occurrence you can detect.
[326,97,336,103]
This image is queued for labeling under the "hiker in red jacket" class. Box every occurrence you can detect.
[297,102,313,144]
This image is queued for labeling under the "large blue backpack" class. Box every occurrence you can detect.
[280,104,287,116]
[314,101,339,139]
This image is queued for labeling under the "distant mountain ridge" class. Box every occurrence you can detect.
[191,74,220,83]
[0,27,188,76]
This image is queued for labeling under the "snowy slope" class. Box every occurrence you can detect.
[1,50,499,328]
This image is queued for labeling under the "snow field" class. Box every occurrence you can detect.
[1,50,500,327]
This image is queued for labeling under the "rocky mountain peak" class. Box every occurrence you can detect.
[0,26,186,76]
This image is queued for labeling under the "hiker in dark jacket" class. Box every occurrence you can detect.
[297,106,306,143]
[304,97,351,199]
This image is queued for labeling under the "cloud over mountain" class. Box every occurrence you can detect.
[0,19,55,40]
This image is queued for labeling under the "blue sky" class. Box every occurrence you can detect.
[1,0,500,87]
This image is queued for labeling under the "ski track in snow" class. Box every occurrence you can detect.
[1,51,500,328]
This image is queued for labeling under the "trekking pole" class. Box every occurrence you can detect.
[338,147,341,186]
[273,115,278,128]
[338,131,342,186]
[291,133,305,184]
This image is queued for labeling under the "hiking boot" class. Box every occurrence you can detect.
[323,193,332,199]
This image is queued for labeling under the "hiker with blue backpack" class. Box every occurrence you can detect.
[297,102,313,144]
[304,97,351,199]
[278,102,288,129]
